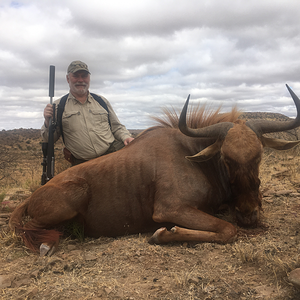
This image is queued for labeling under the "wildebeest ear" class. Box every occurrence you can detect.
[186,140,222,162]
[261,136,300,150]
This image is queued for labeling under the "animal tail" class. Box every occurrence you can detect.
[16,227,61,253]
[8,198,29,231]
[9,198,61,253]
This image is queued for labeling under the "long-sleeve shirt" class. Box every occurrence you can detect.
[41,92,132,160]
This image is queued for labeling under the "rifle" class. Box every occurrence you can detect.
[41,65,56,185]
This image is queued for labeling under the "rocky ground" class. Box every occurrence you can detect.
[0,122,300,299]
[0,148,300,299]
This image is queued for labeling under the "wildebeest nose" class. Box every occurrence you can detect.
[235,207,259,227]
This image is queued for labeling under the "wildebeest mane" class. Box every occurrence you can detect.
[152,104,241,129]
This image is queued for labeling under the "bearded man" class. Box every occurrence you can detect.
[41,60,134,165]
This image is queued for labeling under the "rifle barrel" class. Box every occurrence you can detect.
[49,65,55,104]
[41,65,56,185]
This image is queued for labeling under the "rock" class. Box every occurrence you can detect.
[69,249,83,257]
[85,253,98,261]
[26,287,39,298]
[289,268,300,289]
[67,244,77,251]
[254,285,276,297]
[104,287,112,295]
[30,269,40,278]
[11,276,31,288]
[263,190,275,197]
[188,276,200,284]
[203,285,216,293]
[0,275,14,288]
[2,196,10,202]
[275,190,294,196]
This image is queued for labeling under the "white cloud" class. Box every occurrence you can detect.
[0,0,300,131]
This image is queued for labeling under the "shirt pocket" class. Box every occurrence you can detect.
[89,109,109,127]
[62,110,81,131]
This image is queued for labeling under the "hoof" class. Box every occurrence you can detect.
[170,226,177,233]
[40,243,56,257]
[148,227,167,244]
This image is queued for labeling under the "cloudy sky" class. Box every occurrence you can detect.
[1,0,300,131]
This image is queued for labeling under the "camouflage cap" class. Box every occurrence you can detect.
[67,60,90,74]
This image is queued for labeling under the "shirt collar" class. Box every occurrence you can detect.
[68,91,91,104]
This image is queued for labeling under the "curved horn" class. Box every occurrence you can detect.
[246,84,300,136]
[179,95,234,138]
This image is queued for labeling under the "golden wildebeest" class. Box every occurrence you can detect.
[9,85,300,256]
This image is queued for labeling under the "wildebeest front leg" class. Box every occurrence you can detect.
[149,206,237,244]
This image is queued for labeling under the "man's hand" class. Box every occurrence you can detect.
[123,137,135,146]
[44,104,53,128]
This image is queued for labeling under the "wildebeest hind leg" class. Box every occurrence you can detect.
[150,206,237,244]
[24,179,89,255]
[23,208,77,256]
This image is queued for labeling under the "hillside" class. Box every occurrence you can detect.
[240,111,291,121]
[0,128,64,188]
[239,112,300,141]
[0,111,299,189]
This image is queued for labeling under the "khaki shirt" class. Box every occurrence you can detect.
[41,92,132,160]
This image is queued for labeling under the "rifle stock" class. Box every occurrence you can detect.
[41,65,56,185]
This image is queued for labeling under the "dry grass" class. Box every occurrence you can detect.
[0,136,69,198]
[0,133,300,299]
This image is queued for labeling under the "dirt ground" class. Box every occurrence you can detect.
[1,148,300,299]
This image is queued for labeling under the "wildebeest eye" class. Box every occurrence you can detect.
[225,158,232,165]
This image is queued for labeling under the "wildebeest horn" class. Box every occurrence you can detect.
[246,84,300,136]
[179,95,234,138]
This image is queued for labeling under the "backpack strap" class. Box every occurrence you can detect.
[57,94,68,143]
[57,93,111,143]
[90,93,111,128]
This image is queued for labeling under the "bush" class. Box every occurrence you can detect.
[0,192,6,202]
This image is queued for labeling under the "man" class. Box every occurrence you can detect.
[41,60,134,165]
